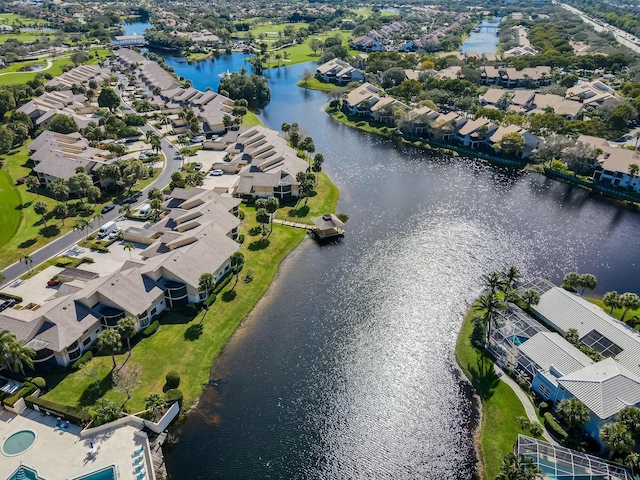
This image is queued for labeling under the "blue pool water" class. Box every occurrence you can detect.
[8,466,39,480]
[71,466,116,480]
[2,430,36,456]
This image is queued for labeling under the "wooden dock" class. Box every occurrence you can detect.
[272,219,314,230]
[150,432,168,480]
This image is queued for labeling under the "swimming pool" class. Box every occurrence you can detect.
[7,465,40,480]
[71,465,117,480]
[2,430,37,456]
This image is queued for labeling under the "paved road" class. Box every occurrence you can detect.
[560,3,640,55]
[0,99,182,286]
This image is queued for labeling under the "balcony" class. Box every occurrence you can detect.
[96,304,125,328]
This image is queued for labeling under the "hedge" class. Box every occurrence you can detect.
[165,370,180,389]
[24,396,91,424]
[3,383,37,408]
[544,412,568,440]
[0,293,23,303]
[213,271,233,295]
[164,389,183,408]
[72,351,93,370]
[32,377,46,389]
[143,321,159,337]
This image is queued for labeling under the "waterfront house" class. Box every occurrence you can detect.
[402,105,440,135]
[0,190,241,369]
[207,126,309,199]
[316,58,365,85]
[486,124,540,158]
[488,279,640,447]
[369,96,409,124]
[343,82,383,116]
[575,135,640,191]
[456,117,497,148]
[311,214,345,240]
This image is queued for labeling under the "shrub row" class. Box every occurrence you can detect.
[544,412,568,440]
[213,271,233,295]
[24,396,91,424]
[143,320,159,337]
[0,293,23,303]
[3,383,37,408]
[72,351,93,370]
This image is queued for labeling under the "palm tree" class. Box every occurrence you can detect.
[6,340,36,375]
[634,131,640,151]
[20,255,33,276]
[144,393,166,420]
[521,290,541,309]
[620,292,640,321]
[116,317,137,357]
[474,291,507,344]
[0,329,18,372]
[577,273,597,295]
[33,201,48,227]
[562,272,580,292]
[482,271,503,293]
[603,291,621,313]
[502,266,522,291]
[497,453,543,480]
[629,164,639,177]
[93,212,104,228]
[556,398,590,432]
[230,252,245,290]
[96,329,122,369]
[26,176,41,196]
[199,273,215,313]
[600,422,634,458]
[124,242,135,259]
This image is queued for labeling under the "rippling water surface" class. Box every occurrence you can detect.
[163,61,640,479]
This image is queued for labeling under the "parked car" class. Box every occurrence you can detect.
[108,228,122,240]
[101,204,116,214]
[194,163,203,171]
[190,136,206,143]
[0,299,16,312]
[210,169,224,176]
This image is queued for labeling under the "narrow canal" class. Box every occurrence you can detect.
[141,45,640,479]
[460,16,503,54]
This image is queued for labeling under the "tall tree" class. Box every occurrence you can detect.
[6,340,35,375]
[96,329,122,369]
[117,317,137,356]
[199,273,215,309]
[230,252,245,290]
[521,290,541,309]
[603,291,621,314]
[496,453,543,480]
[501,266,522,291]
[620,292,640,321]
[33,200,48,227]
[20,255,33,276]
[578,274,597,295]
[600,422,634,458]
[618,406,640,438]
[124,242,135,259]
[562,272,580,292]
[482,271,503,293]
[474,291,506,344]
[98,87,120,112]
[556,398,590,432]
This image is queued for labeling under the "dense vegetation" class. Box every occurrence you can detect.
[218,70,270,109]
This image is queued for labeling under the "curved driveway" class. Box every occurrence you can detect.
[0,100,182,285]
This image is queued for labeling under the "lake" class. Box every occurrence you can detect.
[157,59,640,479]
[460,17,503,54]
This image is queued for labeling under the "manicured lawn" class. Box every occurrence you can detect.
[43,173,340,413]
[587,298,640,323]
[0,169,22,250]
[297,77,342,92]
[273,30,358,66]
[455,304,530,480]
[242,111,264,127]
[0,32,56,44]
[0,13,49,25]
[326,105,396,138]
[350,7,399,18]
[0,146,159,271]
[0,58,72,86]
[234,22,307,40]
[186,52,213,62]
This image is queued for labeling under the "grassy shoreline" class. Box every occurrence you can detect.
[43,172,340,413]
[297,77,342,92]
[455,303,531,480]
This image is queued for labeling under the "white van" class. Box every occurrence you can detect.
[98,221,117,238]
[137,204,151,217]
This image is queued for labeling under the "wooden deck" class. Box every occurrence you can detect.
[272,219,314,230]
[149,432,168,480]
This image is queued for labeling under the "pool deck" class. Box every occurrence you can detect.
[0,409,155,480]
